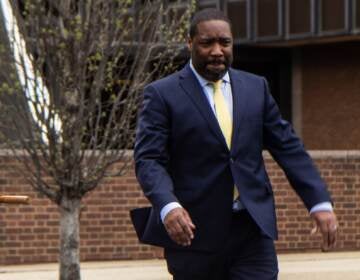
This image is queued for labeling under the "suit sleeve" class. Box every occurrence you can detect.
[134,85,178,215]
[261,78,332,210]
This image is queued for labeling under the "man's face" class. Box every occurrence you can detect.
[188,20,233,82]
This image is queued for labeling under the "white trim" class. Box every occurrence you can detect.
[0,0,62,142]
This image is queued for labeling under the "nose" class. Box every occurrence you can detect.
[210,43,223,57]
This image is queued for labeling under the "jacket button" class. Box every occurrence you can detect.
[230,158,234,163]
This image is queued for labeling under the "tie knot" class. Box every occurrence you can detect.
[212,80,222,92]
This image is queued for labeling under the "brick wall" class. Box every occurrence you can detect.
[302,42,360,150]
[0,150,359,265]
[269,151,360,251]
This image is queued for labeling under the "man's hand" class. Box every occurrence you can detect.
[311,211,338,251]
[164,207,196,247]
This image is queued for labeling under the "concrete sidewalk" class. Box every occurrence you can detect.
[1,252,360,280]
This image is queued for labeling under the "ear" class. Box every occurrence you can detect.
[187,37,192,52]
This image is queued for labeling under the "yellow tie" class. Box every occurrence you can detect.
[213,80,232,148]
[212,80,239,199]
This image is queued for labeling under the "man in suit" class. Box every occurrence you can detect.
[133,8,337,280]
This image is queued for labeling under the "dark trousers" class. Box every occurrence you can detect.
[165,210,278,280]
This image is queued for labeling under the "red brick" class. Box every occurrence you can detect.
[0,154,359,264]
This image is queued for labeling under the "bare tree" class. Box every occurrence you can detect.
[0,0,193,279]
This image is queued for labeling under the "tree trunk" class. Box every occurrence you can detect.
[59,196,81,280]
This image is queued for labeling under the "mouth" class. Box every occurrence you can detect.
[206,60,226,70]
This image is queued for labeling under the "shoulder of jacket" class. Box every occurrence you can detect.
[146,70,182,90]
[230,68,266,83]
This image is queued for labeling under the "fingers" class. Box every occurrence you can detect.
[318,220,330,251]
[170,220,190,245]
[327,223,337,249]
[182,209,196,238]
[310,224,318,235]
[311,211,338,252]
[164,208,196,247]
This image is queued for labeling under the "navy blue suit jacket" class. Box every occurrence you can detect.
[132,64,331,252]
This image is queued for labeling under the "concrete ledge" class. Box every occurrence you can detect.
[263,150,360,159]
[308,150,360,159]
[1,149,359,159]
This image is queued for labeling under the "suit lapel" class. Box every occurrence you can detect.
[229,68,247,152]
[179,65,228,148]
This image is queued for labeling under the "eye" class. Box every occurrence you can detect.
[199,39,213,46]
[220,38,232,46]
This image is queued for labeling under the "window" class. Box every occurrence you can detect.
[197,0,220,10]
[286,0,313,37]
[355,0,360,31]
[319,0,347,34]
[226,0,250,41]
[255,0,282,39]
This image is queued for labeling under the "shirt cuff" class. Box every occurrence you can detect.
[309,202,333,214]
[160,202,182,223]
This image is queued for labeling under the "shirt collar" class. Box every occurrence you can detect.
[189,60,230,88]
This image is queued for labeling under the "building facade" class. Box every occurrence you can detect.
[195,0,360,149]
[0,0,359,265]
[164,0,360,149]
